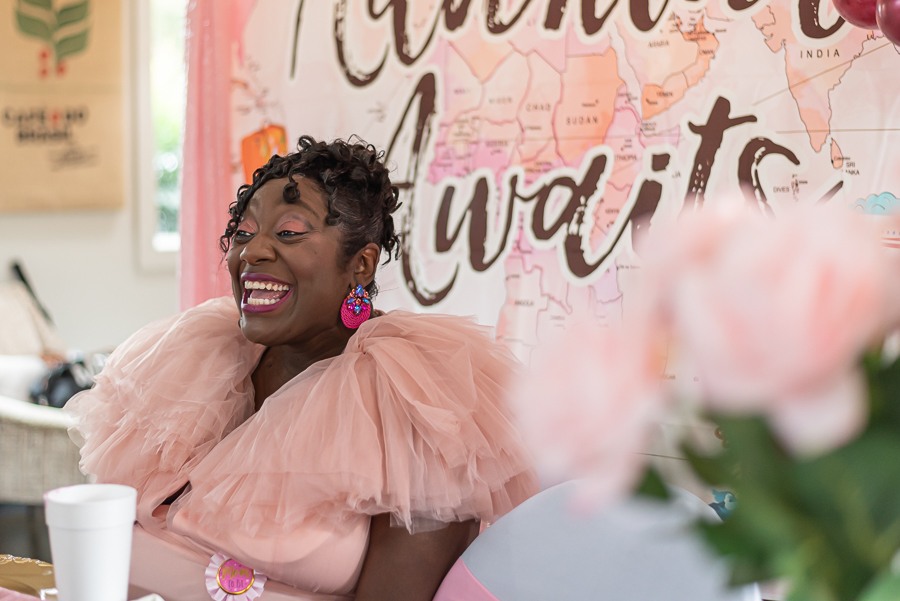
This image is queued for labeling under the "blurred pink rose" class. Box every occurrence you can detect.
[645,204,894,454]
[513,321,665,509]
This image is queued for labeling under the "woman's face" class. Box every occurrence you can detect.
[227,177,355,347]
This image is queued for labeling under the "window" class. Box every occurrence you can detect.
[150,0,187,252]
[135,0,187,270]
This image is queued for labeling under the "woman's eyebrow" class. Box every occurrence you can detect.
[289,179,325,220]
[293,197,322,221]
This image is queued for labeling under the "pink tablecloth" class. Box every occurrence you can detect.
[433,560,500,601]
[0,587,37,601]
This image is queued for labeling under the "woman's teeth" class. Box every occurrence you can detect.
[243,280,291,306]
[244,281,290,291]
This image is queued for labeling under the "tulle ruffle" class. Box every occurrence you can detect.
[65,299,263,510]
[68,299,538,541]
[175,310,539,537]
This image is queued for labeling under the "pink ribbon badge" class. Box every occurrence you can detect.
[205,553,266,601]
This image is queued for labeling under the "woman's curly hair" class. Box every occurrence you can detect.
[221,135,402,295]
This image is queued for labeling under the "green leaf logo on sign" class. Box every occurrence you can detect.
[14,0,90,77]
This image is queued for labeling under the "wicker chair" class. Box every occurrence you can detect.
[0,395,87,505]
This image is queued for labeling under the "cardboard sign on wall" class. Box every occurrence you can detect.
[0,0,123,212]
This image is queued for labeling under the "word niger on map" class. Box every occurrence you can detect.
[316,0,850,84]
[383,75,843,306]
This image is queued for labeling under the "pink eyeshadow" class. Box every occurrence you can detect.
[276,216,311,231]
[237,218,258,234]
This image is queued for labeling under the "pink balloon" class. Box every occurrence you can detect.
[833,0,878,29]
[877,0,900,44]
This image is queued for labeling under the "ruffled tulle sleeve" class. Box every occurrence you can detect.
[176,311,540,537]
[65,298,264,502]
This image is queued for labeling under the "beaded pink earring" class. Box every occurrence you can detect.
[341,285,371,329]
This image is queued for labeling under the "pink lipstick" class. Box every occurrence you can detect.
[240,273,293,314]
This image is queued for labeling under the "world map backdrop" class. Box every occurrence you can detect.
[233,0,900,365]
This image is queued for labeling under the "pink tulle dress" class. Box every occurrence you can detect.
[65,298,539,601]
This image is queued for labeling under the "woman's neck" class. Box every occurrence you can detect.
[251,326,354,411]
[277,325,354,372]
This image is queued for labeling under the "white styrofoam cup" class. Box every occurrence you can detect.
[44,484,137,601]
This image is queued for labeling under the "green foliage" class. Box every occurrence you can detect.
[55,29,88,61]
[16,11,52,41]
[678,354,900,601]
[859,573,900,601]
[56,1,88,27]
[21,0,52,9]
[14,0,90,64]
[635,465,672,501]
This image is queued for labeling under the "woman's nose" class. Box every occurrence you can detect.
[240,234,277,264]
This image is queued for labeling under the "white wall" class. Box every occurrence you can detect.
[0,0,179,352]
[0,208,177,352]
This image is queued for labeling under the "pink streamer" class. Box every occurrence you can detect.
[179,0,236,310]
[233,0,256,65]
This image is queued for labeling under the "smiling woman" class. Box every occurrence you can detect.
[64,137,539,601]
[225,175,370,354]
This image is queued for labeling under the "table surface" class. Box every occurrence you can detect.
[0,555,54,599]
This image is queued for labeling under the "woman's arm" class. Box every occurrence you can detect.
[354,514,479,601]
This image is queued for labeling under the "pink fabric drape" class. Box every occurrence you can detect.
[179,0,235,310]
[0,587,33,601]
[433,561,501,601]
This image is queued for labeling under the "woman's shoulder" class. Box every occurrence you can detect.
[344,310,525,407]
[111,297,247,359]
[358,309,494,333]
[93,297,264,385]
[349,310,516,364]
[65,297,263,489]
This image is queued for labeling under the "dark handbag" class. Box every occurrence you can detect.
[30,357,103,409]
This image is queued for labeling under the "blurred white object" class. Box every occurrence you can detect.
[44,484,137,601]
[0,395,87,504]
[0,355,48,402]
[434,481,761,601]
[883,331,900,365]
[36,584,166,599]
[0,282,65,356]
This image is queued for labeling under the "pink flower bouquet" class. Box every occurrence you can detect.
[515,202,900,601]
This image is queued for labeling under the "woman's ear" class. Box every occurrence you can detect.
[353,243,381,287]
